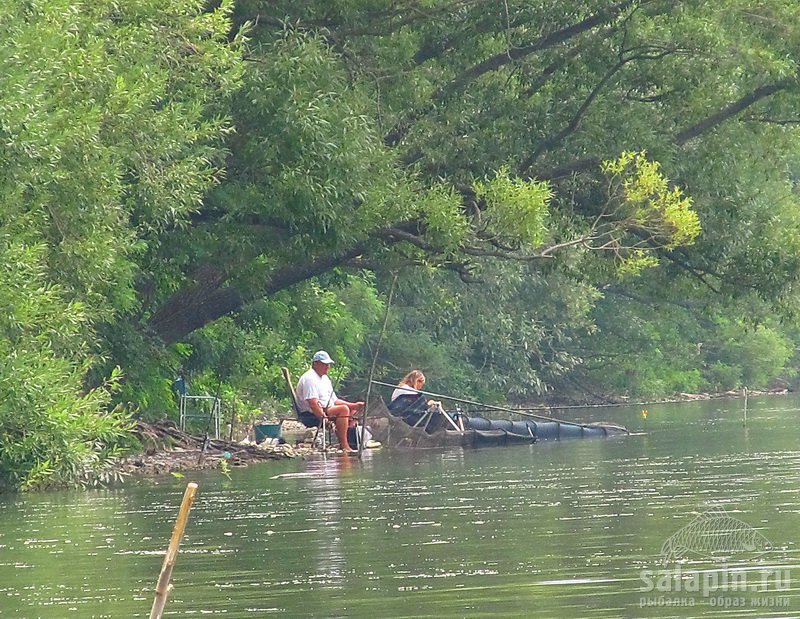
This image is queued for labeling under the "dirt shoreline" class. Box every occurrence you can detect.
[118,420,314,480]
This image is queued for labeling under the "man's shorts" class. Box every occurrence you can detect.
[298,410,322,428]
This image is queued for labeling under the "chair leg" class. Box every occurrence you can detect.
[311,422,324,450]
[307,418,344,451]
[311,418,332,451]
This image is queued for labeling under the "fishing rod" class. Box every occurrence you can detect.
[360,274,398,456]
[326,363,344,410]
[369,379,566,424]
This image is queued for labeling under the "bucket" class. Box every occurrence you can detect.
[254,423,282,443]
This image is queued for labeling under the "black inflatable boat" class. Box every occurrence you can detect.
[365,397,628,449]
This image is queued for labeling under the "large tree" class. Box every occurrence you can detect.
[144,1,728,344]
[129,1,800,398]
[0,0,243,489]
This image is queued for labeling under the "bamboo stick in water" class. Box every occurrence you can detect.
[149,482,199,619]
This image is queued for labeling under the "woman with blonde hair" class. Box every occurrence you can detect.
[391,369,426,402]
[387,369,432,426]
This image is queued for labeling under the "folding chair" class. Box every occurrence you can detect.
[413,400,461,433]
[281,367,332,449]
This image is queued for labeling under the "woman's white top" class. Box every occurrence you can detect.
[390,383,421,402]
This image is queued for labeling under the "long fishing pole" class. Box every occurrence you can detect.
[370,379,595,426]
[319,362,346,453]
[360,274,398,456]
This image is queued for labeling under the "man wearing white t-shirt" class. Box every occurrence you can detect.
[295,350,364,453]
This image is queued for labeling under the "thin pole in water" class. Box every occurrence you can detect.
[149,482,199,619]
[360,274,398,456]
[743,386,748,427]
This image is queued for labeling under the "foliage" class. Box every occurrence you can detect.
[0,239,131,491]
[8,0,800,490]
[0,0,242,490]
[603,152,700,250]
[571,284,796,399]
[371,262,601,401]
[1,0,243,320]
[707,320,793,390]
[474,168,551,247]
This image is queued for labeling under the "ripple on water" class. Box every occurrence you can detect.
[1,400,800,617]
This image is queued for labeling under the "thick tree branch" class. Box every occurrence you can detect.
[384,0,643,147]
[148,265,242,344]
[602,284,704,313]
[149,244,369,343]
[523,47,582,99]
[674,79,793,145]
[520,45,685,174]
[657,248,721,294]
[531,77,796,181]
[447,0,641,93]
[532,157,601,181]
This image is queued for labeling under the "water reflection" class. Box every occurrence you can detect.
[305,457,356,590]
[0,397,799,617]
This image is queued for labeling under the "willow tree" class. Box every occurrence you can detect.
[144,9,707,342]
[134,1,800,399]
[0,0,244,489]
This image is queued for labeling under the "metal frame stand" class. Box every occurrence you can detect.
[412,403,461,433]
[179,394,221,439]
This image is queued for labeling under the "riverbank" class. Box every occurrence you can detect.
[523,386,791,409]
[118,420,315,479]
[120,388,790,480]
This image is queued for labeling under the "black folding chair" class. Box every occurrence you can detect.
[281,367,332,449]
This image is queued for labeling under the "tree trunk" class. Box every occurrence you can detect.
[148,245,367,343]
[148,265,243,344]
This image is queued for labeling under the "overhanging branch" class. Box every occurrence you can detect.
[675,79,793,145]
[384,0,643,147]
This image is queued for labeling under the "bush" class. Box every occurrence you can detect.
[0,241,131,491]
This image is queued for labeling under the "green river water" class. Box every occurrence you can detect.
[1,396,800,618]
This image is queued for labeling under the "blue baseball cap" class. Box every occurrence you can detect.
[312,350,335,364]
